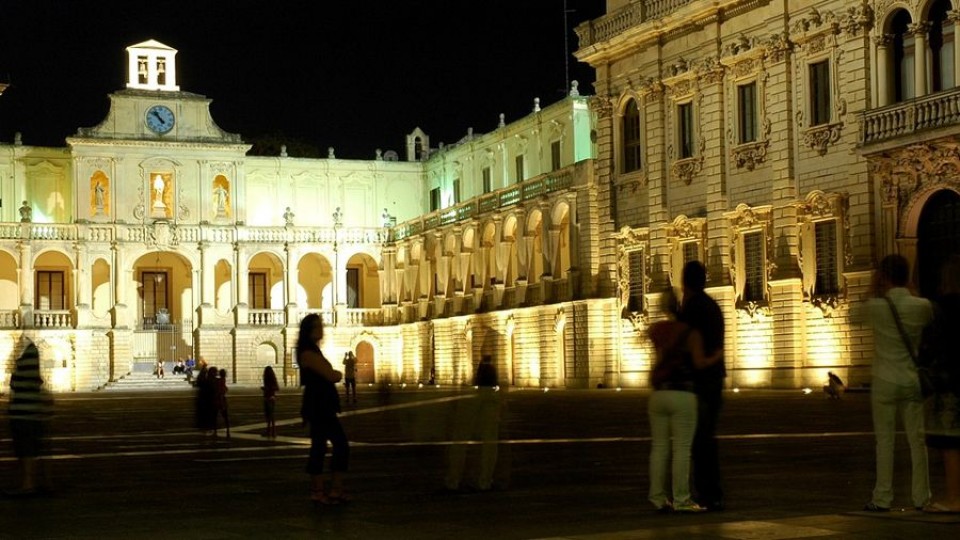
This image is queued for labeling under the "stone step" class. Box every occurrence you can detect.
[101,372,194,391]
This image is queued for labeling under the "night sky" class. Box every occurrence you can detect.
[0,0,605,159]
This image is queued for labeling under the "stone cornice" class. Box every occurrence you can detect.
[66,137,251,153]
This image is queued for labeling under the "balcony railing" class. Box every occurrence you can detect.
[859,87,960,146]
[343,308,383,327]
[575,0,695,49]
[248,309,284,326]
[0,309,19,328]
[34,310,72,329]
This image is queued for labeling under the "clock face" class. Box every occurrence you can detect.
[145,105,175,134]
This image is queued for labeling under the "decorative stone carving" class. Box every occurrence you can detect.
[870,142,960,218]
[839,4,873,36]
[670,57,690,77]
[764,32,792,63]
[672,157,703,185]
[802,122,843,155]
[731,140,769,171]
[669,215,705,240]
[589,95,613,119]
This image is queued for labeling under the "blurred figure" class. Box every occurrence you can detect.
[297,314,349,505]
[342,351,357,405]
[7,339,54,496]
[445,354,502,492]
[678,261,726,511]
[922,254,960,513]
[824,372,846,400]
[262,366,279,438]
[217,368,230,439]
[856,254,932,512]
[156,359,165,379]
[194,365,218,436]
[647,288,718,513]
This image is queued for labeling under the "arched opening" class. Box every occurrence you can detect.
[256,342,279,383]
[0,250,19,326]
[918,189,960,299]
[91,258,112,319]
[928,0,956,92]
[249,251,286,310]
[891,9,915,102]
[345,252,381,309]
[622,98,642,173]
[526,211,544,284]
[214,259,233,316]
[131,251,194,370]
[355,340,375,383]
[33,250,73,328]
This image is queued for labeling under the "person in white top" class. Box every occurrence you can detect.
[856,254,934,511]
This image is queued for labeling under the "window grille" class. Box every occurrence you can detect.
[743,231,764,302]
[682,241,699,264]
[429,187,440,212]
[482,167,492,193]
[623,100,642,172]
[814,220,839,295]
[627,250,644,312]
[515,155,525,183]
[453,179,461,204]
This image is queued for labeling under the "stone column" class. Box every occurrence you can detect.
[874,35,892,107]
[18,241,34,328]
[910,22,930,98]
[234,243,249,326]
[951,11,960,86]
[197,241,215,325]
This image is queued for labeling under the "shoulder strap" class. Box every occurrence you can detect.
[883,296,919,365]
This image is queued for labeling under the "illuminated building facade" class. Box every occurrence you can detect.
[0,41,609,391]
[576,0,960,388]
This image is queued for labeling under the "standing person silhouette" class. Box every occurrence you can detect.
[297,314,349,505]
[856,254,932,512]
[7,339,54,496]
[217,369,230,439]
[342,351,357,405]
[262,366,280,438]
[677,261,726,511]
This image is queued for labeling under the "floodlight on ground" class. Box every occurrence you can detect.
[802,388,813,395]
[732,387,740,393]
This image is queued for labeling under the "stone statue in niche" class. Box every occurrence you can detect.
[213,184,229,216]
[94,182,106,213]
[19,201,31,222]
[283,206,295,226]
[152,175,166,209]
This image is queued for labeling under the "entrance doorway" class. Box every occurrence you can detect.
[918,189,960,299]
[355,341,375,383]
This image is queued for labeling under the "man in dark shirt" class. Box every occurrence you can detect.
[677,261,725,511]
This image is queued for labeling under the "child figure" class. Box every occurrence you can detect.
[262,366,280,438]
[217,369,231,438]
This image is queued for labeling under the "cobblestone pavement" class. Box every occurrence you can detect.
[0,386,957,539]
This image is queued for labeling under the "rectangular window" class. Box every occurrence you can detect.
[678,102,694,158]
[429,187,441,212]
[515,155,524,183]
[814,220,839,295]
[809,60,831,127]
[249,272,268,309]
[35,271,65,310]
[743,231,764,303]
[551,140,561,171]
[627,250,644,312]
[346,267,359,308]
[682,241,699,264]
[453,179,461,204]
[482,167,492,193]
[737,82,757,144]
[140,271,168,323]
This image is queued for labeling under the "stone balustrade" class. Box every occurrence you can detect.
[859,87,960,145]
[575,0,694,49]
[34,310,72,329]
[248,309,284,326]
[0,310,19,328]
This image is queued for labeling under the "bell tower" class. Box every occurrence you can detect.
[126,40,180,92]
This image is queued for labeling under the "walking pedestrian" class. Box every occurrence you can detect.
[297,314,350,505]
[856,254,933,512]
[677,261,726,511]
[217,368,230,439]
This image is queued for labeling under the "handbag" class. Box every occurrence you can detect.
[883,297,936,397]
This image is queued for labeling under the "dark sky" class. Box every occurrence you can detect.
[0,0,605,159]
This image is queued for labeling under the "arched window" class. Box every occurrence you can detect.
[891,10,914,102]
[929,0,955,92]
[622,99,642,173]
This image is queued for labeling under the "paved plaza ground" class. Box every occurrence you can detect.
[1,385,958,539]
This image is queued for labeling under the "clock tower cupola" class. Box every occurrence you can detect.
[126,40,180,92]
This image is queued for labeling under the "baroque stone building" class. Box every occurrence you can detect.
[0,41,610,391]
[575,0,960,388]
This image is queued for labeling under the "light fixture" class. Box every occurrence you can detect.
[154,254,163,283]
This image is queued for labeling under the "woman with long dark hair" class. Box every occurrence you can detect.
[296,313,349,505]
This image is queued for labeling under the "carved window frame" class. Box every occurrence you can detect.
[616,225,650,325]
[797,190,851,315]
[721,45,771,171]
[725,204,774,315]
[614,92,647,192]
[792,12,846,156]
[663,69,704,185]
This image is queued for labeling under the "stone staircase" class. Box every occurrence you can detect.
[101,370,194,392]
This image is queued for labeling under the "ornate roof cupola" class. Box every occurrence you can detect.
[126,40,180,92]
